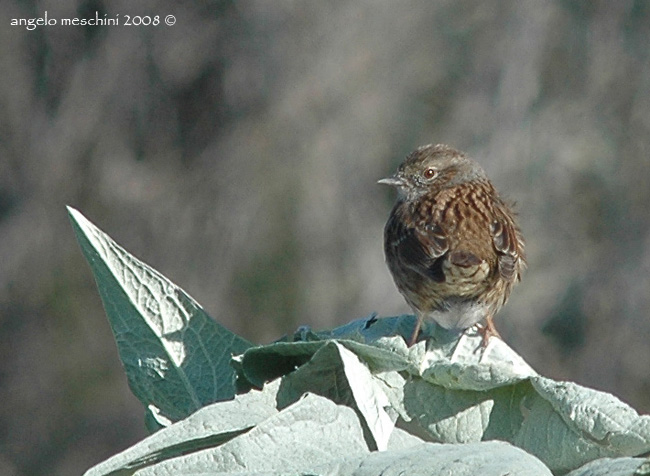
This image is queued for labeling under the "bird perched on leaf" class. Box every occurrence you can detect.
[379,144,525,346]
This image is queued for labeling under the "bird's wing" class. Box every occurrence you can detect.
[491,205,525,281]
[389,217,449,282]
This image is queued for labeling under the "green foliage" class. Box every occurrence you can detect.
[69,207,650,476]
[68,207,253,427]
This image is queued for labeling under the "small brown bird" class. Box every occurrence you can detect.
[379,144,525,346]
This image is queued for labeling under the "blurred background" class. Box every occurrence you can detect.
[1,0,649,474]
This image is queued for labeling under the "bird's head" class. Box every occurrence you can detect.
[378,144,487,202]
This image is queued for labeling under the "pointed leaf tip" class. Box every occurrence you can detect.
[69,207,253,423]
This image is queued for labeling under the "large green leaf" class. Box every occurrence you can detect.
[398,377,535,444]
[417,325,538,390]
[133,393,370,475]
[71,207,650,475]
[314,313,418,344]
[313,440,553,476]
[514,376,650,472]
[565,457,646,476]
[240,337,411,388]
[68,207,253,425]
[235,323,650,472]
[84,380,282,476]
[86,388,553,476]
[276,341,397,451]
[636,458,650,475]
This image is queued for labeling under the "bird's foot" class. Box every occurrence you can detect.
[476,317,501,348]
[407,315,424,347]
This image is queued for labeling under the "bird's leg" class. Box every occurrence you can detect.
[407,313,424,347]
[477,314,501,347]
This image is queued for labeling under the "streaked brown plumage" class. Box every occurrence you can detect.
[379,144,525,346]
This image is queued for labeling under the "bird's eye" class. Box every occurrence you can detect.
[423,167,437,179]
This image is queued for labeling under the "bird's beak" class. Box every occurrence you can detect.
[377,175,405,187]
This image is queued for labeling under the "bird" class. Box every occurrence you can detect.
[378,144,525,346]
